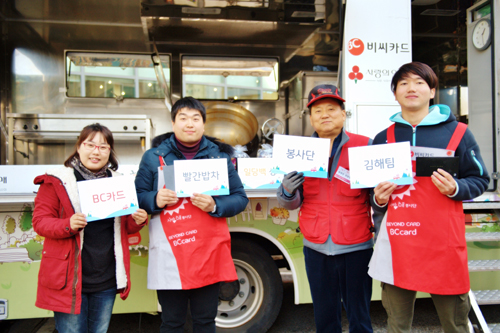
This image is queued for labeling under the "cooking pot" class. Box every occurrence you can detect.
[203,102,259,149]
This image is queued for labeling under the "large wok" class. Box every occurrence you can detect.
[202,102,259,148]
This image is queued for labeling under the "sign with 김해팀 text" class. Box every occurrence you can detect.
[174,158,229,197]
[348,142,413,189]
[271,134,330,178]
[77,175,139,222]
[237,158,284,190]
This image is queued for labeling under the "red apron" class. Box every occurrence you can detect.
[385,123,469,295]
[146,157,237,290]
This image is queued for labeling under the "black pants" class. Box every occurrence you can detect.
[304,247,373,333]
[157,283,220,333]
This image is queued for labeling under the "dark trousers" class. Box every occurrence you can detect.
[304,247,373,333]
[157,283,220,333]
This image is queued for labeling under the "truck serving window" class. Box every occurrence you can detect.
[181,56,278,101]
[65,52,171,99]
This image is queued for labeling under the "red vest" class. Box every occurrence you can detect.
[299,132,372,245]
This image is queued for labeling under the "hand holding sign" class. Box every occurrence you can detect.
[156,188,179,209]
[70,213,87,231]
[131,209,148,225]
[191,193,216,212]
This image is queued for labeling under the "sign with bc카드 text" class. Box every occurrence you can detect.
[271,134,330,178]
[77,175,139,222]
[174,158,229,197]
[237,158,284,190]
[348,142,413,188]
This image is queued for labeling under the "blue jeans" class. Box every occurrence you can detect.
[54,287,117,333]
[304,247,373,333]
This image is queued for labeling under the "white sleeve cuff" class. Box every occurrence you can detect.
[447,180,459,198]
[374,198,388,208]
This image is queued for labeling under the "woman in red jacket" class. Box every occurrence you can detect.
[33,123,148,333]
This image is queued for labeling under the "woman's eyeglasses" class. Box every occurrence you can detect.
[82,142,111,153]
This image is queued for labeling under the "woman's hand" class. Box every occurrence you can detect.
[70,213,87,231]
[132,209,148,225]
[156,188,179,208]
[374,181,398,206]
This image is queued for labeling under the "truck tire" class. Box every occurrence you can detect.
[216,239,284,333]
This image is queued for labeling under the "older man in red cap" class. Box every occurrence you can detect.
[277,84,374,333]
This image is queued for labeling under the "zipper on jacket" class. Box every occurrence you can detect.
[71,238,79,314]
[412,126,416,146]
[471,150,484,176]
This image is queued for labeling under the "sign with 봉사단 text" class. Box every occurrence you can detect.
[271,134,330,179]
[77,175,139,222]
[174,158,229,197]
[348,141,413,188]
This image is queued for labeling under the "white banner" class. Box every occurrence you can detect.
[77,175,139,222]
[343,0,412,135]
[271,134,330,179]
[173,159,229,197]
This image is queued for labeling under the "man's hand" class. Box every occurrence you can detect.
[70,213,87,231]
[431,168,457,196]
[374,181,398,206]
[156,188,179,209]
[282,171,305,195]
[191,193,216,212]
[132,209,148,225]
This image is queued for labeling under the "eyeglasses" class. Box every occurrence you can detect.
[82,142,111,153]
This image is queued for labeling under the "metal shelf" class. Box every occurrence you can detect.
[466,232,500,242]
[469,259,500,272]
[472,290,500,305]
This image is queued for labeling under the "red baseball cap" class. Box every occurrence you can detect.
[307,84,345,108]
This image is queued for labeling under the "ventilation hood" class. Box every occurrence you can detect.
[140,0,342,63]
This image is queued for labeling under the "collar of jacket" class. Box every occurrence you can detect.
[390,104,454,127]
[312,127,350,149]
[151,132,235,157]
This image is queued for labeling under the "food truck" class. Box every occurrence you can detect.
[0,0,499,331]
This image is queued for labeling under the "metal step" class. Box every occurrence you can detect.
[472,290,500,305]
[469,259,500,272]
[466,232,500,242]
[489,323,500,333]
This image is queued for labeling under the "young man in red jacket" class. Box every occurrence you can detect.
[277,85,374,333]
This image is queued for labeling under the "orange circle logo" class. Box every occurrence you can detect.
[348,38,364,56]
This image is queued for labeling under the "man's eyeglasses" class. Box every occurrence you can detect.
[82,142,111,153]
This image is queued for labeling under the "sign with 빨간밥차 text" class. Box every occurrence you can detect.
[77,175,139,222]
[348,142,413,188]
[237,158,284,190]
[271,134,330,178]
[174,158,229,197]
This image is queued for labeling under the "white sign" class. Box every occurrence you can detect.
[271,134,330,179]
[174,159,229,197]
[237,158,284,190]
[77,175,139,222]
[343,0,412,135]
[0,165,59,195]
[348,142,413,188]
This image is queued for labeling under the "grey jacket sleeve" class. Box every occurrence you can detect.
[276,184,303,210]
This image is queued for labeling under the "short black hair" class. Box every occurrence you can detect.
[171,97,206,123]
[391,62,438,93]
